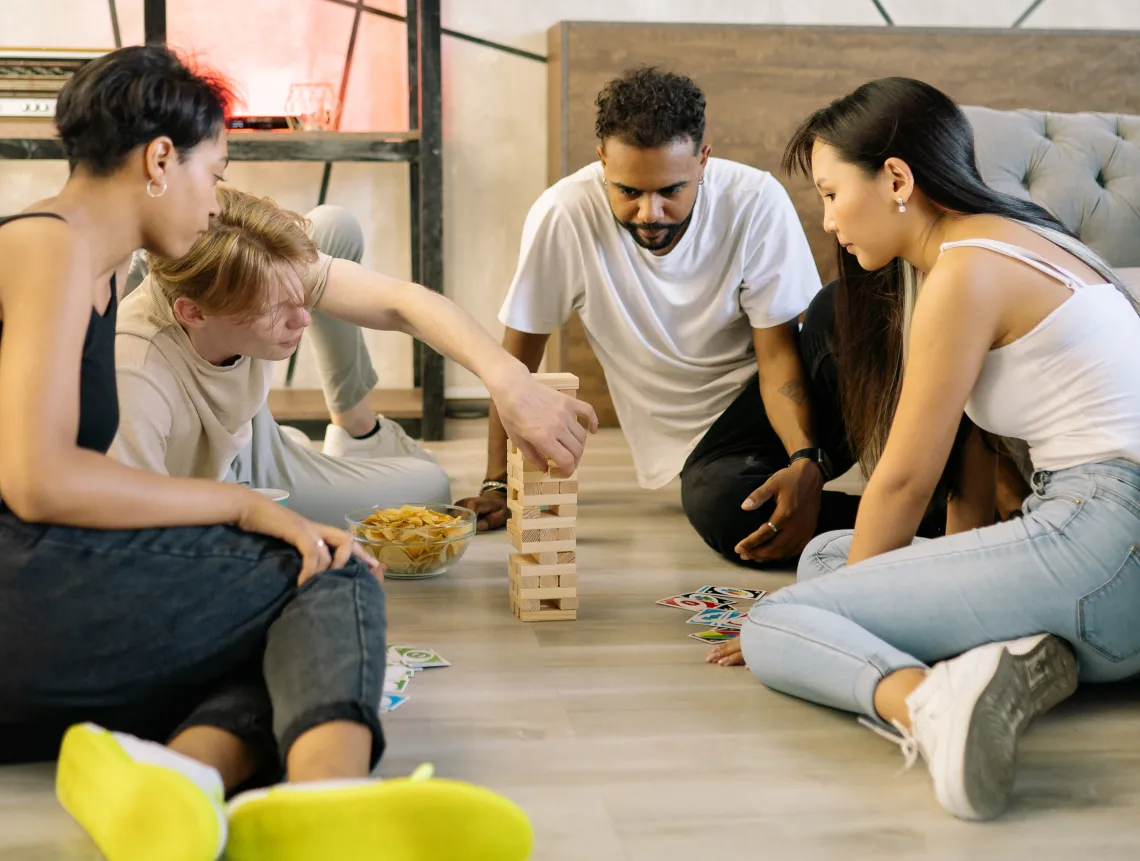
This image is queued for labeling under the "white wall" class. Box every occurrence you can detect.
[2,0,1137,398]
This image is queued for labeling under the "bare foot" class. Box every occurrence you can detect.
[705,638,746,667]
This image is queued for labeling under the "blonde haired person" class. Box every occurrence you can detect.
[113,185,596,526]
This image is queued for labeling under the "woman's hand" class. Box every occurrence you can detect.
[489,368,599,477]
[236,493,384,585]
[705,638,746,667]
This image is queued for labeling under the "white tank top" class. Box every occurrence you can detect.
[942,238,1140,473]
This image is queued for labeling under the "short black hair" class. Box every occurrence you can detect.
[594,66,706,150]
[55,45,233,175]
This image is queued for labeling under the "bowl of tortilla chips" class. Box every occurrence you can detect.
[345,503,477,579]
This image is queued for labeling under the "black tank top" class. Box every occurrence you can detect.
[0,213,119,455]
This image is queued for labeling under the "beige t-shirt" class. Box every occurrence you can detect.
[110,253,333,479]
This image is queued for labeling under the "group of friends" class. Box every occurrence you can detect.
[0,44,1137,861]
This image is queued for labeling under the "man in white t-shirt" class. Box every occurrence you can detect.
[456,66,860,566]
[111,186,596,527]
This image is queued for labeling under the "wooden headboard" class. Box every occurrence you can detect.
[545,23,1140,425]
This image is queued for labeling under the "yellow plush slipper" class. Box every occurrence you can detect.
[55,723,227,861]
[226,765,533,861]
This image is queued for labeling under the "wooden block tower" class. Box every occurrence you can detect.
[507,372,580,622]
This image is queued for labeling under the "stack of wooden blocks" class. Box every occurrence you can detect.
[507,373,580,622]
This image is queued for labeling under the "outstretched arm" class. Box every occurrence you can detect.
[315,259,597,476]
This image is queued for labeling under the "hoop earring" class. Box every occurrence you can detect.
[146,178,168,199]
[896,196,907,213]
[698,176,705,186]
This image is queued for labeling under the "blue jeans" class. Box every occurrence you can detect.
[0,509,387,772]
[740,459,1140,717]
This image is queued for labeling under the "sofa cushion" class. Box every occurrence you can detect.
[965,107,1140,269]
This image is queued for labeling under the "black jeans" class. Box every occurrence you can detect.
[681,281,861,567]
[0,509,387,773]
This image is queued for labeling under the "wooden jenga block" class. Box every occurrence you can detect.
[532,372,580,392]
[511,553,575,577]
[557,597,579,610]
[515,606,577,622]
[507,507,576,531]
[550,503,577,518]
[507,523,576,554]
[559,481,578,494]
[557,551,576,563]
[536,551,559,564]
[559,573,578,588]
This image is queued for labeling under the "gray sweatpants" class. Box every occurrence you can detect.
[126,205,451,527]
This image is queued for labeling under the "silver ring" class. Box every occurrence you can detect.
[767,521,780,535]
[316,539,328,550]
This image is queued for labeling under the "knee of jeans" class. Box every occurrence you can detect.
[796,530,847,581]
[307,205,364,263]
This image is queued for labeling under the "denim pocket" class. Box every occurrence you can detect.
[1078,545,1140,662]
[1027,475,1096,534]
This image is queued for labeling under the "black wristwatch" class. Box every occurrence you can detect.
[789,447,832,481]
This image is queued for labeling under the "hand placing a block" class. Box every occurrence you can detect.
[488,366,599,478]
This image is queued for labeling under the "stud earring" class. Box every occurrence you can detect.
[896,196,907,213]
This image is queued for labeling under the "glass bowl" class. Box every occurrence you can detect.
[345,503,477,580]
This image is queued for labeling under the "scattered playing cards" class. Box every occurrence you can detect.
[656,585,767,645]
[686,607,747,628]
[688,629,741,644]
[391,645,450,668]
[381,645,450,711]
[695,585,767,601]
[382,693,409,712]
[655,592,736,611]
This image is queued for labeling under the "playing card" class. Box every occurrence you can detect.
[392,645,450,668]
[688,629,741,644]
[381,693,409,712]
[656,593,735,611]
[695,585,768,601]
[686,607,748,628]
[384,665,413,693]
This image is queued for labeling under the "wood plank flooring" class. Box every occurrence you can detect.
[3,422,1138,860]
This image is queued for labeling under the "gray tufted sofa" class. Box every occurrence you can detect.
[965,105,1140,290]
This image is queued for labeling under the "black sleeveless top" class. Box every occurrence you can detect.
[0,213,120,455]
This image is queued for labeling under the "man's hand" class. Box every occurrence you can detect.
[488,369,599,478]
[454,490,510,532]
[733,459,824,563]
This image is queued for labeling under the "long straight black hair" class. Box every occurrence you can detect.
[782,77,1137,486]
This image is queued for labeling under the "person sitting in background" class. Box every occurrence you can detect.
[707,77,1140,822]
[458,65,860,567]
[111,185,595,527]
[0,45,534,861]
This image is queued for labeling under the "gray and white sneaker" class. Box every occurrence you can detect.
[866,635,1077,821]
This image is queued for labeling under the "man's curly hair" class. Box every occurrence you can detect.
[594,66,706,150]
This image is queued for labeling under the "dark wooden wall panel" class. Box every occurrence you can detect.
[546,22,1140,425]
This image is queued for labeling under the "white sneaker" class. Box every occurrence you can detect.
[323,416,436,463]
[56,723,228,861]
[863,635,1077,821]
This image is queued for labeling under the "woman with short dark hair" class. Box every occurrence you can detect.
[0,46,530,861]
[707,77,1140,822]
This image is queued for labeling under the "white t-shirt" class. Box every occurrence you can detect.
[498,157,822,489]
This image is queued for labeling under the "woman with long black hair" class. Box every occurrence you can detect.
[707,77,1140,821]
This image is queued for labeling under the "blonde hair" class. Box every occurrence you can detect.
[149,186,318,318]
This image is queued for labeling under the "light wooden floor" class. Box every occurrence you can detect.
[4,422,1140,860]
